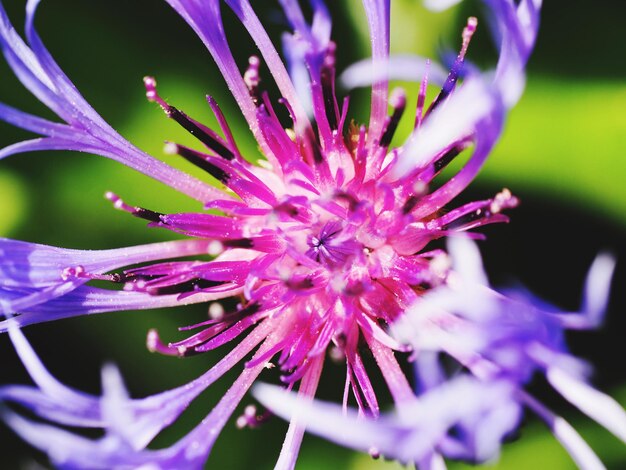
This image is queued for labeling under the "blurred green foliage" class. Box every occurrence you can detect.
[484,79,626,227]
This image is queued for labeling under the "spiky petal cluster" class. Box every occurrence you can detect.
[1,0,621,469]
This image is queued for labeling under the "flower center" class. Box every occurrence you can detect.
[305,220,362,269]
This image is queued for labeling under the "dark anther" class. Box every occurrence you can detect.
[402,195,420,214]
[150,279,225,296]
[426,18,476,117]
[249,86,262,107]
[166,106,235,160]
[286,277,314,290]
[379,93,406,148]
[133,207,164,223]
[312,141,324,164]
[223,238,255,249]
[306,124,324,164]
[178,347,203,358]
[123,273,161,282]
[443,207,488,230]
[274,203,299,217]
[427,79,456,116]
[433,146,462,173]
[174,145,230,183]
[238,302,261,316]
[110,273,125,283]
[321,66,338,130]
[335,191,360,212]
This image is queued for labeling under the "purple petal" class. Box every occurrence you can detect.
[255,376,521,464]
[547,367,626,444]
[361,0,390,137]
[394,77,501,179]
[0,284,243,331]
[224,0,311,133]
[1,320,275,462]
[340,55,447,90]
[0,1,220,202]
[0,101,76,137]
[424,0,463,12]
[447,235,489,287]
[522,393,604,470]
[274,355,324,470]
[581,253,616,325]
[164,0,271,154]
[0,238,220,317]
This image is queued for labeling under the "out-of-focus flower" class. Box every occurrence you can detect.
[255,238,626,468]
[2,0,617,469]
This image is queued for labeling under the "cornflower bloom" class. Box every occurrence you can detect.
[1,0,621,468]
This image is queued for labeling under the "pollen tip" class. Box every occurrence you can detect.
[430,253,451,278]
[244,55,261,90]
[143,75,168,108]
[248,55,260,67]
[143,76,157,87]
[146,328,160,352]
[236,405,258,429]
[144,76,157,101]
[389,87,407,109]
[324,40,337,68]
[207,240,224,256]
[329,345,345,362]
[462,17,478,46]
[490,188,519,214]
[105,191,129,211]
[60,265,85,281]
[208,302,224,319]
[412,181,428,196]
[104,190,117,202]
[163,141,179,155]
[110,272,124,283]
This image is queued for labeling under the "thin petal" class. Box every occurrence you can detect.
[548,368,626,443]
[361,0,390,137]
[447,236,489,286]
[394,77,500,179]
[0,284,243,331]
[340,55,447,90]
[522,393,605,470]
[224,0,311,133]
[274,355,324,470]
[424,0,463,12]
[0,1,220,202]
[164,0,271,155]
[582,253,616,325]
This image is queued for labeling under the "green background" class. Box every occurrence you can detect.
[0,0,624,468]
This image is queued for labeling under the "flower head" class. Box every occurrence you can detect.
[1,0,621,468]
